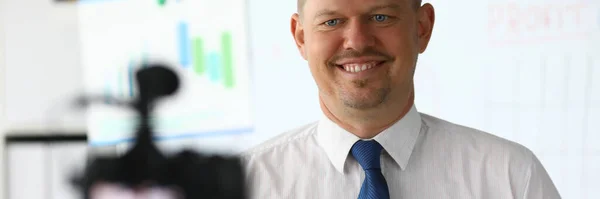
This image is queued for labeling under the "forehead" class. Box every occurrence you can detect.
[303,0,410,16]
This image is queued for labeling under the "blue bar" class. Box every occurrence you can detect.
[128,61,134,97]
[208,52,221,82]
[178,22,191,68]
[89,127,254,147]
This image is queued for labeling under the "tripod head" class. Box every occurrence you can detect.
[72,63,246,199]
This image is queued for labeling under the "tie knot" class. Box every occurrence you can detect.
[351,140,384,170]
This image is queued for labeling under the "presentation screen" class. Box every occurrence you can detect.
[78,0,254,147]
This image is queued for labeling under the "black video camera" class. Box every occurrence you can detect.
[71,63,246,199]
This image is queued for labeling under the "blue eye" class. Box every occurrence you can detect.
[324,19,339,26]
[373,15,388,22]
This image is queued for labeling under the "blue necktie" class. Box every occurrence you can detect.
[351,140,390,199]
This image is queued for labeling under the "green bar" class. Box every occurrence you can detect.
[192,37,205,75]
[158,0,166,6]
[221,32,234,88]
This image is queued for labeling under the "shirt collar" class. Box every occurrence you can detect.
[316,104,422,173]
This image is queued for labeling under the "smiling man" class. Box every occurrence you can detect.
[242,0,561,198]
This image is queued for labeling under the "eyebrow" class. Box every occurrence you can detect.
[313,3,403,19]
[314,9,337,19]
[368,3,402,13]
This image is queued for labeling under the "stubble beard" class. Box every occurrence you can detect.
[338,79,391,110]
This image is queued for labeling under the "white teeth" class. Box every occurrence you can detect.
[342,62,378,73]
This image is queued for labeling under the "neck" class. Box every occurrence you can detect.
[320,90,414,139]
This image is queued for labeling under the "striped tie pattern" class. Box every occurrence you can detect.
[351,140,390,199]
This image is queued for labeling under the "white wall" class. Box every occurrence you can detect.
[3,0,85,133]
[0,0,7,196]
[1,0,86,198]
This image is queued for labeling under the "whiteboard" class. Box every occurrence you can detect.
[416,0,600,198]
[78,0,254,145]
[76,0,320,153]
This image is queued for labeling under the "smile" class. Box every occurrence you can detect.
[337,61,384,73]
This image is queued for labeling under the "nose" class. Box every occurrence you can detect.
[342,20,375,51]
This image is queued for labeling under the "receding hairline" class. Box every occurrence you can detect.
[297,0,423,14]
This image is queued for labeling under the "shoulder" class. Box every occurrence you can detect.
[241,121,319,160]
[419,112,536,164]
[240,121,346,198]
[239,121,322,195]
[420,113,559,198]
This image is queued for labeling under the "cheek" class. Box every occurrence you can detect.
[306,36,340,77]
[378,33,418,80]
[305,35,341,91]
[380,30,416,54]
[306,33,339,62]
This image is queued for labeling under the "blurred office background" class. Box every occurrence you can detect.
[0,0,598,198]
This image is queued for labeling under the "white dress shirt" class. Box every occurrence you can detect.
[241,105,561,198]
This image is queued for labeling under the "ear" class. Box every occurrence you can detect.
[291,13,307,60]
[416,3,435,54]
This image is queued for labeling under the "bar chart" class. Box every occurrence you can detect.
[178,22,236,88]
[104,21,239,101]
[78,0,253,147]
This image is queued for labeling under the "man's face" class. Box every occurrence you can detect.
[292,0,433,110]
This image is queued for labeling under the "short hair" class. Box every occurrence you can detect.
[297,0,423,14]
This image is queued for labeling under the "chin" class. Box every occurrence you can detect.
[340,94,385,108]
[342,100,383,110]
